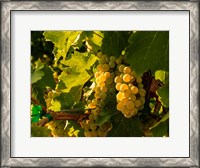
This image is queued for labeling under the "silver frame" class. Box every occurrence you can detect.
[1,1,199,167]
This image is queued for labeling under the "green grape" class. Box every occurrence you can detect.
[90,123,97,130]
[138,89,146,97]
[136,77,142,83]
[110,56,116,62]
[115,58,122,65]
[106,78,113,85]
[140,97,145,105]
[129,94,136,101]
[137,83,144,89]
[109,61,116,68]
[134,99,141,108]
[109,88,116,94]
[118,64,125,72]
[123,74,132,83]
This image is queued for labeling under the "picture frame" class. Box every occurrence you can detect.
[1,1,199,167]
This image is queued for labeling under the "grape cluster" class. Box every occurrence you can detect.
[31,123,52,137]
[46,120,69,137]
[114,64,146,118]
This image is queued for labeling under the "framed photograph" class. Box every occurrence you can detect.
[1,1,199,167]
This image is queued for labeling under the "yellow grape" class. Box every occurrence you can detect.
[90,123,97,130]
[131,86,139,94]
[121,97,129,103]
[120,84,129,92]
[117,101,125,111]
[134,99,141,108]
[99,73,107,81]
[114,76,123,83]
[123,74,132,83]
[123,66,132,74]
[84,131,92,137]
[129,108,138,115]
[104,72,111,78]
[94,71,100,78]
[118,64,125,72]
[94,87,101,93]
[123,89,132,97]
[88,103,96,109]
[83,123,90,131]
[122,107,129,115]
[97,129,106,137]
[129,94,136,101]
[94,92,100,98]
[124,113,133,118]
[97,64,103,71]
[136,77,142,83]
[116,92,124,101]
[115,83,122,91]
[127,101,134,109]
[102,64,110,72]
[98,81,106,87]
[100,86,108,93]
[91,130,98,137]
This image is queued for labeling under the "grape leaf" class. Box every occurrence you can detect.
[55,93,74,110]
[157,85,169,107]
[43,31,82,65]
[31,69,44,84]
[126,31,169,76]
[59,51,98,102]
[155,70,169,85]
[151,119,169,137]
[107,113,144,137]
[32,62,56,106]
[49,100,61,112]
[102,31,131,58]
[66,120,84,137]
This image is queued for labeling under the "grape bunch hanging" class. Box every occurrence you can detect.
[82,52,146,137]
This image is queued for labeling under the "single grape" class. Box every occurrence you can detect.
[114,76,123,83]
[137,83,144,89]
[106,78,113,85]
[98,81,106,87]
[90,123,97,130]
[129,94,136,101]
[123,74,132,83]
[110,56,116,62]
[100,86,108,93]
[118,64,125,72]
[123,89,132,97]
[102,64,110,72]
[120,84,129,92]
[115,83,122,91]
[91,130,98,137]
[127,101,135,109]
[131,86,139,94]
[136,77,142,83]
[134,99,141,108]
[109,88,116,94]
[88,103,96,109]
[123,66,132,74]
[117,101,124,111]
[109,61,116,69]
[116,92,124,101]
[104,72,111,78]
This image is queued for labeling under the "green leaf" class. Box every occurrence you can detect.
[66,120,84,137]
[32,62,56,106]
[157,85,169,107]
[31,69,44,84]
[43,31,82,65]
[55,93,74,110]
[108,113,144,137]
[102,31,131,58]
[151,119,169,137]
[31,105,42,115]
[31,114,41,123]
[150,112,169,129]
[155,70,169,85]
[59,51,98,102]
[126,31,169,76]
